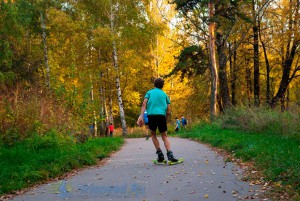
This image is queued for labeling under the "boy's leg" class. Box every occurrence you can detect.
[161,132,171,151]
[161,132,178,162]
[145,125,149,140]
[151,130,161,150]
[151,130,165,162]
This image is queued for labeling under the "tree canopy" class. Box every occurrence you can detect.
[0,0,299,140]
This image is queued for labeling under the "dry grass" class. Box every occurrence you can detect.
[114,126,148,138]
[218,105,300,139]
[0,83,87,145]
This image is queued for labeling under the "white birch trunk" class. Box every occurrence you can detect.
[107,68,114,128]
[40,12,50,88]
[110,1,127,135]
[90,75,97,137]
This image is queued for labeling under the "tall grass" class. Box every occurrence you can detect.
[0,130,124,194]
[0,83,88,145]
[218,106,300,139]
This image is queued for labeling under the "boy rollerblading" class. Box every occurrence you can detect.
[137,78,180,164]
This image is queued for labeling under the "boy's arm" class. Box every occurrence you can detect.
[166,104,171,122]
[137,99,148,126]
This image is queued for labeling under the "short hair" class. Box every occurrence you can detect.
[154,78,164,89]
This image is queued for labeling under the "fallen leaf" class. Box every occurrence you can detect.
[204,194,209,198]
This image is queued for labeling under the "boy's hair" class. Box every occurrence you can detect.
[154,78,164,89]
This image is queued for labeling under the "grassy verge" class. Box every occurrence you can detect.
[0,130,124,194]
[178,123,300,199]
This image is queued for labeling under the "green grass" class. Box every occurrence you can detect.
[178,123,300,197]
[0,131,124,194]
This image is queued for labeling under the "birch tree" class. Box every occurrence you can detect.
[40,11,50,88]
[110,0,127,135]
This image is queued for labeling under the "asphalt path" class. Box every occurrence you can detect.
[11,137,265,201]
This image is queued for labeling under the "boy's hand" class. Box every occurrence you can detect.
[136,116,144,127]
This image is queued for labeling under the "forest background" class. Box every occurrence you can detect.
[1,0,299,140]
[0,0,300,198]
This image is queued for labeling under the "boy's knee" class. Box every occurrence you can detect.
[161,132,168,137]
[151,131,156,136]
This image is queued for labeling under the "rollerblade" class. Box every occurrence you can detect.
[167,151,184,165]
[167,151,178,162]
[156,149,165,162]
[152,149,166,164]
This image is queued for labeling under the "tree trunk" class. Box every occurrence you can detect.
[245,60,252,107]
[40,12,50,88]
[216,33,231,110]
[252,0,260,107]
[90,75,97,137]
[112,42,127,135]
[270,42,298,107]
[110,1,127,135]
[261,40,271,104]
[229,42,237,106]
[106,67,114,135]
[208,1,218,121]
[98,50,108,136]
[99,82,107,136]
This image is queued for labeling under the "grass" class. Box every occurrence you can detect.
[177,121,300,199]
[0,130,124,194]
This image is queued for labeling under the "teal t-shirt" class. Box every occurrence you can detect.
[144,88,171,115]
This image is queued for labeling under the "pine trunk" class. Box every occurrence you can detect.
[98,50,108,136]
[229,42,237,106]
[216,33,231,110]
[252,0,260,107]
[208,1,218,121]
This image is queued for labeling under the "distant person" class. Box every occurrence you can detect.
[175,117,180,132]
[108,123,114,137]
[137,78,178,163]
[144,110,149,140]
[181,115,187,128]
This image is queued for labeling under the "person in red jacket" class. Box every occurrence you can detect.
[108,123,114,137]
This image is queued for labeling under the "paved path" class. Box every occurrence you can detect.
[11,137,264,201]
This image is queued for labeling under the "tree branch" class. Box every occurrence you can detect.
[289,66,300,83]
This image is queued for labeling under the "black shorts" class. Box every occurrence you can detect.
[147,115,167,133]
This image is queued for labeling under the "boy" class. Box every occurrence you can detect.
[137,78,178,162]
